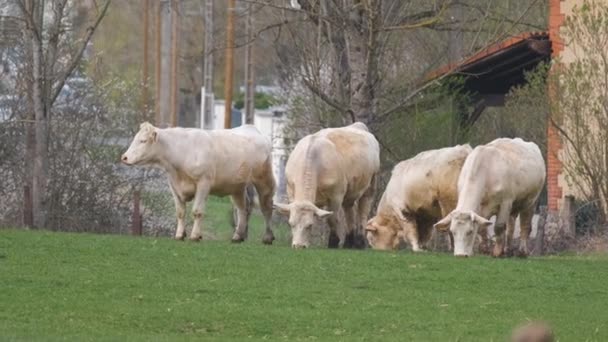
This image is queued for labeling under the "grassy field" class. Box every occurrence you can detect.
[141,194,293,243]
[1,229,608,341]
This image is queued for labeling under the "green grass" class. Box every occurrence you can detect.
[1,230,608,341]
[141,194,292,243]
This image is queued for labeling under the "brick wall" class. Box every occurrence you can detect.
[547,0,565,212]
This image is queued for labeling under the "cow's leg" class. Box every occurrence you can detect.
[504,215,516,257]
[404,224,422,252]
[477,224,490,255]
[492,202,512,257]
[418,222,434,250]
[355,176,376,249]
[439,201,455,251]
[190,183,210,241]
[517,207,535,257]
[342,203,356,249]
[230,187,249,243]
[447,232,455,252]
[170,186,187,240]
[253,173,276,245]
[327,200,345,248]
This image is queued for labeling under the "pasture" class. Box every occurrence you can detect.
[1,223,608,341]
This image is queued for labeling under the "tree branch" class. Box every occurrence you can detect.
[45,0,69,111]
[50,0,111,106]
[15,0,42,42]
[381,1,450,32]
[549,116,596,186]
[301,77,347,114]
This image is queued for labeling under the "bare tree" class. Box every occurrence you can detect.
[16,0,110,228]
[259,0,546,131]
[550,0,608,223]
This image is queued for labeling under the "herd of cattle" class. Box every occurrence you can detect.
[121,121,545,257]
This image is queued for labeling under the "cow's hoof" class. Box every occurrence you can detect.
[231,236,245,243]
[262,235,275,245]
[352,234,368,249]
[189,236,202,242]
[343,232,355,249]
[515,249,528,258]
[478,243,491,255]
[504,247,515,258]
[175,231,187,241]
[328,232,340,249]
[492,246,505,258]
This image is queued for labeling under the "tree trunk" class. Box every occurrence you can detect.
[22,0,49,229]
[31,36,49,229]
[345,0,380,124]
[23,7,35,228]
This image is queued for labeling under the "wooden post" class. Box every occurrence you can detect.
[533,205,548,256]
[223,0,236,129]
[131,191,142,236]
[23,185,33,228]
[562,195,576,237]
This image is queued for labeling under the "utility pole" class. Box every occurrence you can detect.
[142,0,150,123]
[223,0,236,129]
[156,0,173,127]
[448,2,464,145]
[170,0,180,127]
[202,0,214,129]
[154,0,162,125]
[244,2,255,124]
[135,0,150,237]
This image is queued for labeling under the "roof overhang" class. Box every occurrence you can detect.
[426,32,551,95]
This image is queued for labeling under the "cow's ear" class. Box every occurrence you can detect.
[314,208,333,219]
[434,212,453,231]
[472,213,492,227]
[151,130,158,143]
[273,203,291,215]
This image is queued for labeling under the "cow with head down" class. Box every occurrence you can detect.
[275,122,380,249]
[366,145,483,252]
[434,138,545,257]
[121,122,276,244]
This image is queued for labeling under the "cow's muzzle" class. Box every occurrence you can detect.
[292,244,308,249]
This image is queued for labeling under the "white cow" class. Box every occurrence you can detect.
[366,145,474,251]
[434,138,546,257]
[275,122,380,249]
[121,122,276,244]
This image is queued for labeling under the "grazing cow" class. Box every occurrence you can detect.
[366,145,477,251]
[434,138,545,257]
[121,122,276,244]
[275,122,380,249]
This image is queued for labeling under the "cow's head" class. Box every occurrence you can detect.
[434,210,492,257]
[121,122,159,166]
[365,215,403,251]
[274,200,333,248]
